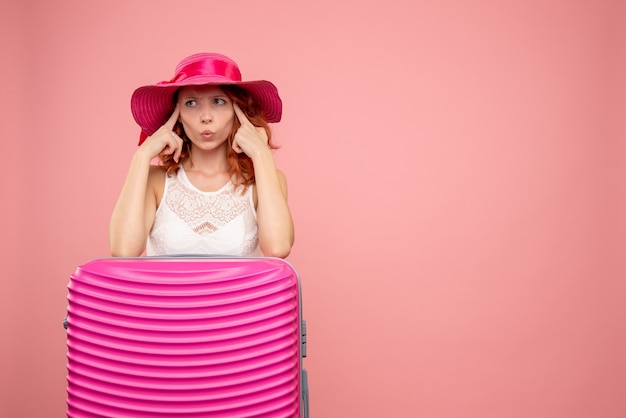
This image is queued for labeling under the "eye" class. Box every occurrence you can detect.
[213,97,227,105]
[185,99,197,107]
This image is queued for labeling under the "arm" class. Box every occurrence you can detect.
[232,104,295,258]
[109,152,159,256]
[253,152,295,258]
[109,106,183,256]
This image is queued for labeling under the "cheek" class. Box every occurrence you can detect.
[178,109,194,126]
[223,110,235,129]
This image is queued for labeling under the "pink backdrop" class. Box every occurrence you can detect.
[2,0,625,417]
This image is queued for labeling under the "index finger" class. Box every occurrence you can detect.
[233,103,252,126]
[164,104,180,130]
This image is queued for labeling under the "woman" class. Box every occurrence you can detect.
[109,52,294,258]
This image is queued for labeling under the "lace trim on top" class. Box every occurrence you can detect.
[146,167,259,256]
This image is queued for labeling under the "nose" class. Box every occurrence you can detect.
[200,103,212,123]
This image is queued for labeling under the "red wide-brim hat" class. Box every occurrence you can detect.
[131,52,282,144]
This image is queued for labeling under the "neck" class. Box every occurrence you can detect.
[185,143,231,174]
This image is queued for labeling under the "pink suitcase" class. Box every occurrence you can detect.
[65,256,308,417]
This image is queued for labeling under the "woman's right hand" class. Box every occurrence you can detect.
[138,105,183,162]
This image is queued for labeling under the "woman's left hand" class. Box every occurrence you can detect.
[232,104,269,158]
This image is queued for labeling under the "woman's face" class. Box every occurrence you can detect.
[176,85,235,151]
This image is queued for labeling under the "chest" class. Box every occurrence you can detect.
[184,170,231,192]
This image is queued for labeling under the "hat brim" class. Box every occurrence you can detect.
[131,76,282,140]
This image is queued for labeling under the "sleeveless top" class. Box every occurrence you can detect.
[146,167,260,256]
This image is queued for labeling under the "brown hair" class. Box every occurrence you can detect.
[160,85,278,190]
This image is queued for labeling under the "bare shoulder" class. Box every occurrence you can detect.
[147,164,167,185]
[147,165,168,204]
[148,164,167,177]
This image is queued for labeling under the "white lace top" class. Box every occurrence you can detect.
[146,167,260,256]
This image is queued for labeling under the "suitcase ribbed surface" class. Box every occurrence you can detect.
[66,257,301,417]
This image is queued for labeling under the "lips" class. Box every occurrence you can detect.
[201,130,214,138]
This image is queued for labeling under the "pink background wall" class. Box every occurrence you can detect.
[1,0,625,417]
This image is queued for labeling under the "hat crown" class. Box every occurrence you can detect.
[169,53,242,84]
